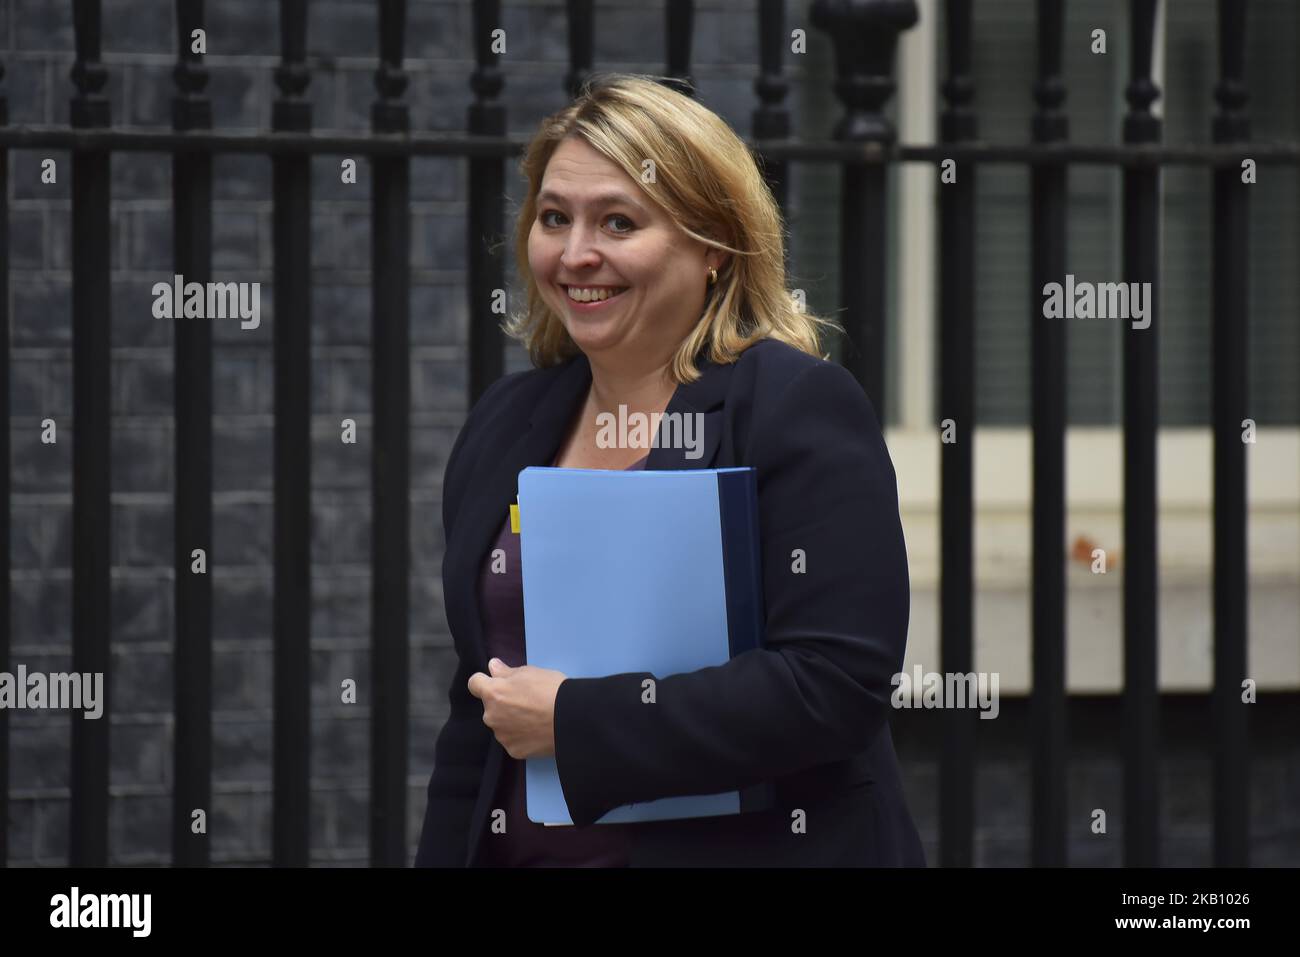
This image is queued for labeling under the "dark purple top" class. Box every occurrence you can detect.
[475,453,648,867]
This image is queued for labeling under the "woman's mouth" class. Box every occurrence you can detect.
[561,285,629,311]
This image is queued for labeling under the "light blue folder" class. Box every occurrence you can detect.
[517,465,765,825]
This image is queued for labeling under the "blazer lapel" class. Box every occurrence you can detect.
[447,351,737,674]
[643,358,731,472]
[445,355,590,674]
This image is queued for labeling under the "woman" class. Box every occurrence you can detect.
[415,74,924,867]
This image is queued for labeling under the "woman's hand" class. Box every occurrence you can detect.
[468,658,568,759]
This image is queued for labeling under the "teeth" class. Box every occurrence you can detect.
[566,286,625,302]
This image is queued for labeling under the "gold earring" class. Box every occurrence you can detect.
[707,266,718,286]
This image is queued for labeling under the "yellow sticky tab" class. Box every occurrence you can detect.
[509,503,520,534]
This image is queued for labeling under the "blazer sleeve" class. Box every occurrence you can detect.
[551,359,911,826]
[414,378,509,866]
[414,656,494,866]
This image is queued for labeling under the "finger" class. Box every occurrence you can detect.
[487,657,511,676]
[467,672,487,698]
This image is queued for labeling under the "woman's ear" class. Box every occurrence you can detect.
[699,228,730,275]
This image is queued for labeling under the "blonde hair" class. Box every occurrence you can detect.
[503,72,841,384]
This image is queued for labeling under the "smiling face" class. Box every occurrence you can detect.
[527,135,723,371]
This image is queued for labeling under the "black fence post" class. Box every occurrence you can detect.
[370,0,412,868]
[938,0,976,870]
[564,1,595,100]
[665,0,696,97]
[171,0,214,868]
[0,49,9,869]
[69,0,113,869]
[753,0,792,215]
[810,0,918,421]
[1211,0,1251,869]
[1030,0,1069,869]
[1122,0,1162,869]
[271,0,313,869]
[467,0,507,406]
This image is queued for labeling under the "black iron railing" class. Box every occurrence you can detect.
[0,0,1285,868]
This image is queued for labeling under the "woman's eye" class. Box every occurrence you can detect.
[539,210,634,234]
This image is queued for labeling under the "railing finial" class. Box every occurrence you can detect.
[1212,0,1250,143]
[173,0,211,131]
[71,0,110,128]
[811,0,919,145]
[273,0,311,132]
[564,0,595,100]
[1124,0,1162,144]
[942,0,977,142]
[1032,0,1067,143]
[373,0,410,133]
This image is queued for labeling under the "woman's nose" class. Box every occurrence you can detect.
[559,225,601,268]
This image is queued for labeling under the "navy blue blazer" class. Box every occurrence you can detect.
[414,337,925,867]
